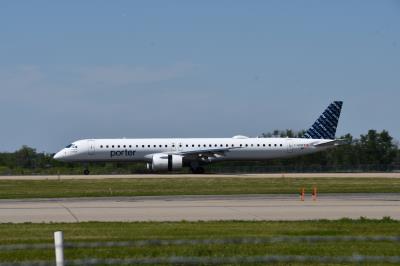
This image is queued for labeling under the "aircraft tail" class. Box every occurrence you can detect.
[304,101,343,139]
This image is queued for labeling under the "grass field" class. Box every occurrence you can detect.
[0,219,399,265]
[0,177,399,199]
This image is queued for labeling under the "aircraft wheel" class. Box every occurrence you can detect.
[191,167,205,174]
[83,169,90,175]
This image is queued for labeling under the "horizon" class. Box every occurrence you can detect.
[6,128,397,154]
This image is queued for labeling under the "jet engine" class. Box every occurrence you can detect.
[148,153,183,171]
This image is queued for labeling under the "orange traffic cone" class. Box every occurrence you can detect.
[300,187,305,201]
[312,186,317,201]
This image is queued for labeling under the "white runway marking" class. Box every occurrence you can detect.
[0,194,399,223]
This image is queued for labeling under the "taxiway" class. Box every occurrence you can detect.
[0,194,398,223]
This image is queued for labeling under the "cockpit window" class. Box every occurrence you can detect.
[65,144,78,149]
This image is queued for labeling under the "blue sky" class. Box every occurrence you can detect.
[0,1,399,152]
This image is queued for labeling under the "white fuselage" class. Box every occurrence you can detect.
[54,137,333,163]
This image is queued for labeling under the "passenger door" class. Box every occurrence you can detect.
[87,140,96,155]
[287,142,294,153]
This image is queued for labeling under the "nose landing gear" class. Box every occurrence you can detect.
[83,163,90,175]
[82,162,90,175]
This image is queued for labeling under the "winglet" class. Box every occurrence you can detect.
[304,101,343,139]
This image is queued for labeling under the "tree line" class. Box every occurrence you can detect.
[258,129,399,172]
[0,129,399,175]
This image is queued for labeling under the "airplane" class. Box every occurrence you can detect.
[54,101,343,174]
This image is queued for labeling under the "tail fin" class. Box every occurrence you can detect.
[304,101,343,139]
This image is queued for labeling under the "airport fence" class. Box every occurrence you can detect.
[206,163,400,174]
[3,163,399,175]
[1,232,400,266]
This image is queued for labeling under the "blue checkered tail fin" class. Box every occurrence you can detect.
[304,101,343,139]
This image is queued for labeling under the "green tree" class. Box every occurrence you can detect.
[358,130,397,165]
[15,145,37,169]
[258,129,398,171]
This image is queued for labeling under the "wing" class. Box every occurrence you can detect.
[172,147,241,160]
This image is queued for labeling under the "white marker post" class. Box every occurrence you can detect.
[54,231,65,266]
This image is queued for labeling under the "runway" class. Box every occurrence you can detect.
[1,172,400,180]
[0,194,399,223]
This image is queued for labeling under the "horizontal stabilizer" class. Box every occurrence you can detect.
[313,139,347,148]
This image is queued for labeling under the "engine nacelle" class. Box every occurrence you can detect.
[151,153,183,171]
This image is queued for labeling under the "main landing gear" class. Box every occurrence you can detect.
[190,166,205,174]
[189,161,205,174]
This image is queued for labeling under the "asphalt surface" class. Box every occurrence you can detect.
[1,173,400,180]
[0,194,399,223]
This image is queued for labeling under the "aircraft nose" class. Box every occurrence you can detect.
[53,150,65,160]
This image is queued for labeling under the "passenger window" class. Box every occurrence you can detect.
[159,145,162,148]
[106,145,109,148]
[251,144,253,147]
[269,144,271,147]
[118,145,120,148]
[245,144,248,147]
[142,145,145,148]
[100,145,103,148]
[172,145,175,147]
[179,144,182,147]
[136,145,138,148]
[192,144,195,147]
[280,144,283,147]
[112,145,115,148]
[165,145,168,147]
[240,144,242,147]
[129,145,132,148]
[263,144,265,147]
[154,145,156,148]
[274,144,277,147]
